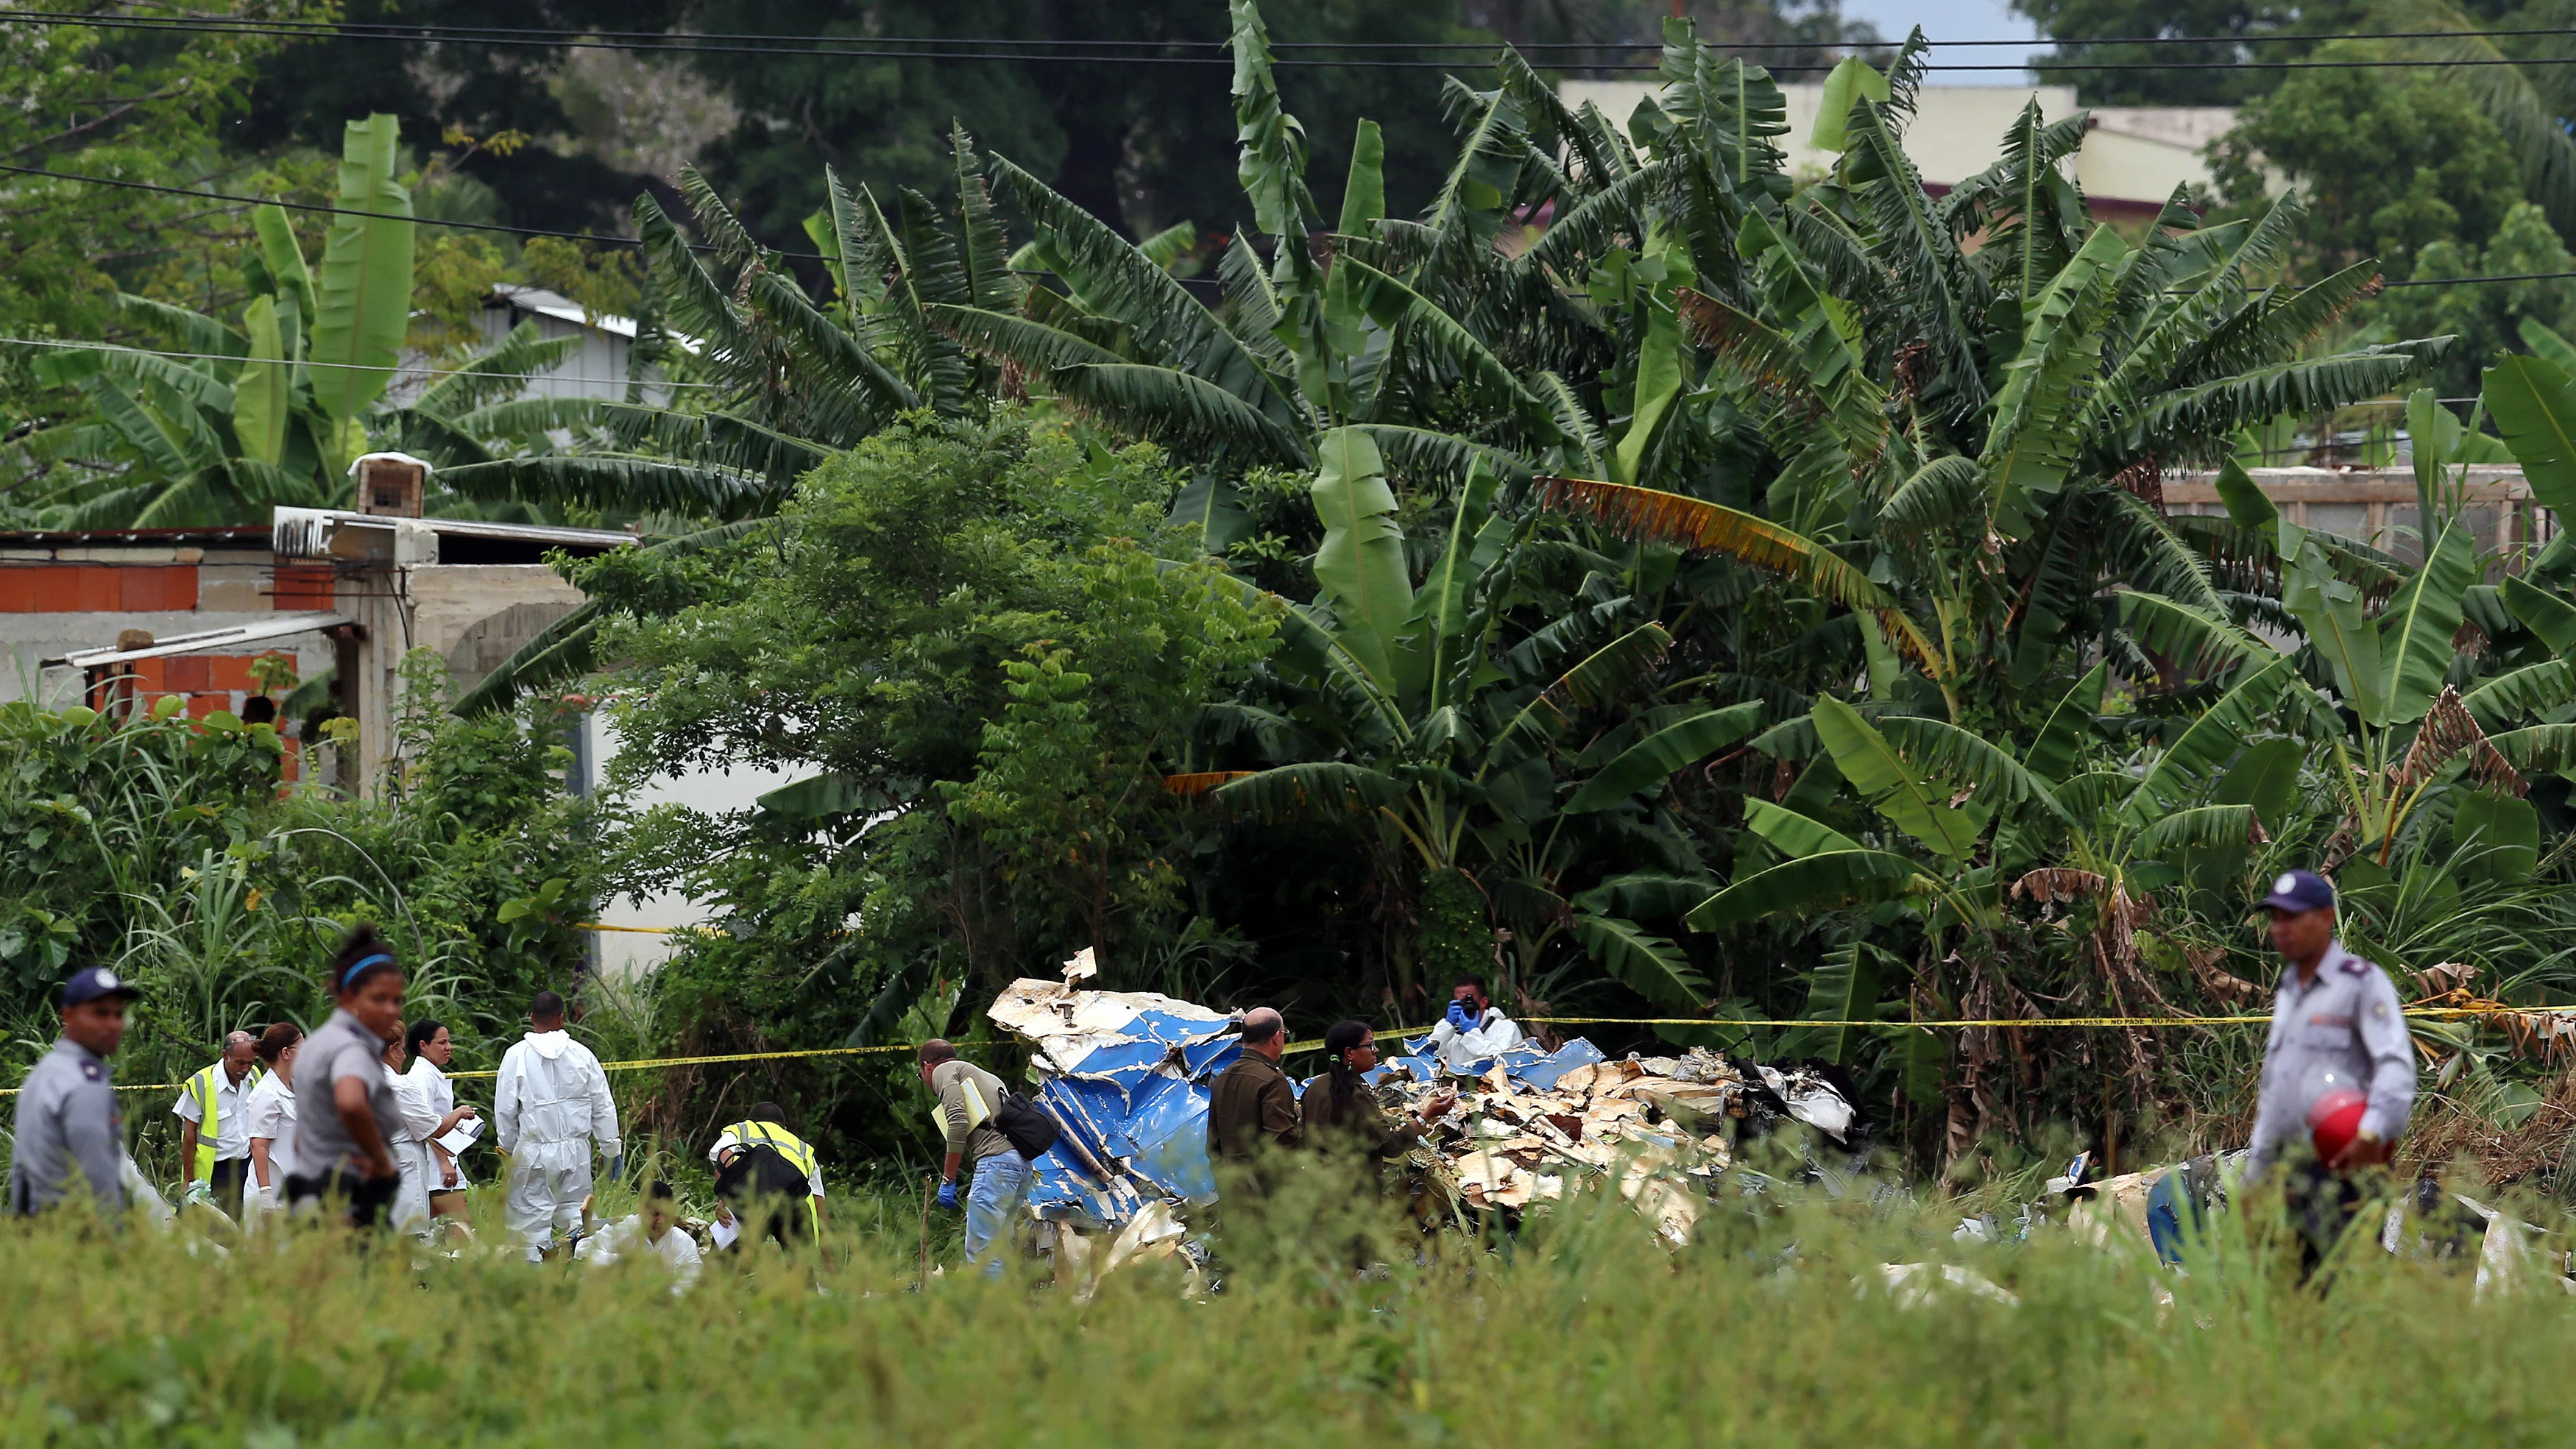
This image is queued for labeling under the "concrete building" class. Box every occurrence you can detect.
[2165,465,2552,566]
[473,285,675,405]
[1557,80,2243,217]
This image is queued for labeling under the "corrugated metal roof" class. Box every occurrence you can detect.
[46,610,349,668]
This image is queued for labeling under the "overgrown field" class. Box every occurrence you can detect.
[1,1175,2563,1447]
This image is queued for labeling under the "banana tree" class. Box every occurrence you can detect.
[23,117,416,525]
[1529,39,2446,726]
[926,0,1607,513]
[1195,427,1761,1013]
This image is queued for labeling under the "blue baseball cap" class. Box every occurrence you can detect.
[60,967,141,1007]
[2259,869,2336,914]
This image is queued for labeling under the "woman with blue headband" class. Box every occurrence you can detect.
[280,924,408,1227]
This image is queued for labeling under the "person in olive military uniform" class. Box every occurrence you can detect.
[1300,1020,1456,1172]
[1207,1007,1301,1208]
[9,967,144,1220]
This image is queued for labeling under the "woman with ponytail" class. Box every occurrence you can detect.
[1298,1021,1457,1174]
[283,924,408,1227]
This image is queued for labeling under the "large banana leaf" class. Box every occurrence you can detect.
[1568,913,1709,1013]
[2280,531,2386,725]
[1777,940,1884,1066]
[1395,458,1506,705]
[2485,353,2576,517]
[2115,591,2271,680]
[435,456,779,520]
[2118,654,2301,827]
[1875,715,2073,822]
[1980,224,2124,538]
[1740,798,1862,855]
[1309,428,1412,685]
[231,297,289,466]
[1540,476,1941,673]
[251,205,316,337]
[1490,623,1672,758]
[1228,0,1314,243]
[2021,662,2106,784]
[2503,574,2576,657]
[1564,701,1765,813]
[1686,849,1926,929]
[1050,363,1311,470]
[307,115,414,425]
[992,155,1304,435]
[1811,695,1979,859]
[2134,804,2258,858]
[2463,660,2576,732]
[1206,762,1405,822]
[2376,519,2475,726]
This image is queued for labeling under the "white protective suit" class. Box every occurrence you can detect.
[577,1213,703,1294]
[493,1030,620,1258]
[1428,1005,1526,1072]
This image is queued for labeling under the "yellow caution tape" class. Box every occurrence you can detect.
[24,1001,2557,1097]
[0,1038,1006,1096]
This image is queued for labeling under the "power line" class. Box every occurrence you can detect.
[21,9,2576,52]
[22,10,2576,71]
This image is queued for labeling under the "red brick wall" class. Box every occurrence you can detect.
[271,563,333,610]
[0,564,199,612]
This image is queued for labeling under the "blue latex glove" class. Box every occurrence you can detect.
[937,1180,959,1211]
[605,1154,625,1183]
[1445,999,1476,1032]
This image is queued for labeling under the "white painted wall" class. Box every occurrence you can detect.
[582,715,796,979]
[1557,80,2233,206]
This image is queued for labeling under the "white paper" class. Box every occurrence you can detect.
[433,1114,484,1157]
[710,1212,740,1250]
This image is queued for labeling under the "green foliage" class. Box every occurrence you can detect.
[1416,867,1494,991]
[0,677,597,1181]
[2212,60,2524,276]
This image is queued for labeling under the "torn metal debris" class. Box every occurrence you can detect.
[984,974,1865,1264]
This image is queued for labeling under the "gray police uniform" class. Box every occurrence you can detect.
[2246,938,2416,1179]
[7,1037,127,1217]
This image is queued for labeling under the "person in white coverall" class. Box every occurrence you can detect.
[493,990,620,1258]
[1426,973,1525,1072]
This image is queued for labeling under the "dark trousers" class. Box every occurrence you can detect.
[207,1157,250,1217]
[2284,1157,2368,1282]
[285,1168,400,1228]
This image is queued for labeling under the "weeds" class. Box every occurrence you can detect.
[0,1166,2564,1446]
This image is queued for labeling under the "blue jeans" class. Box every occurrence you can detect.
[963,1151,1031,1278]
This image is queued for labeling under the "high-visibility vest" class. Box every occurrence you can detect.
[183,1061,264,1180]
[723,1120,820,1236]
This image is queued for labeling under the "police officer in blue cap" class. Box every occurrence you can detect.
[2245,869,2416,1274]
[7,967,143,1220]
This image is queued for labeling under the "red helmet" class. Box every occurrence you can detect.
[2308,1087,2368,1163]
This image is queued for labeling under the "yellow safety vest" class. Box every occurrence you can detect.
[183,1061,264,1180]
[723,1120,821,1237]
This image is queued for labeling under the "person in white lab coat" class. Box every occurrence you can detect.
[381,1030,439,1236]
[1426,974,1525,1072]
[576,1179,701,1294]
[493,991,620,1260]
[403,1018,475,1223]
[242,1022,302,1225]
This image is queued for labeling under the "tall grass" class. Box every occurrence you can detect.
[0,1166,2566,1445]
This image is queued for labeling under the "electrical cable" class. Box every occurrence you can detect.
[20,9,2576,52]
[18,10,2576,71]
